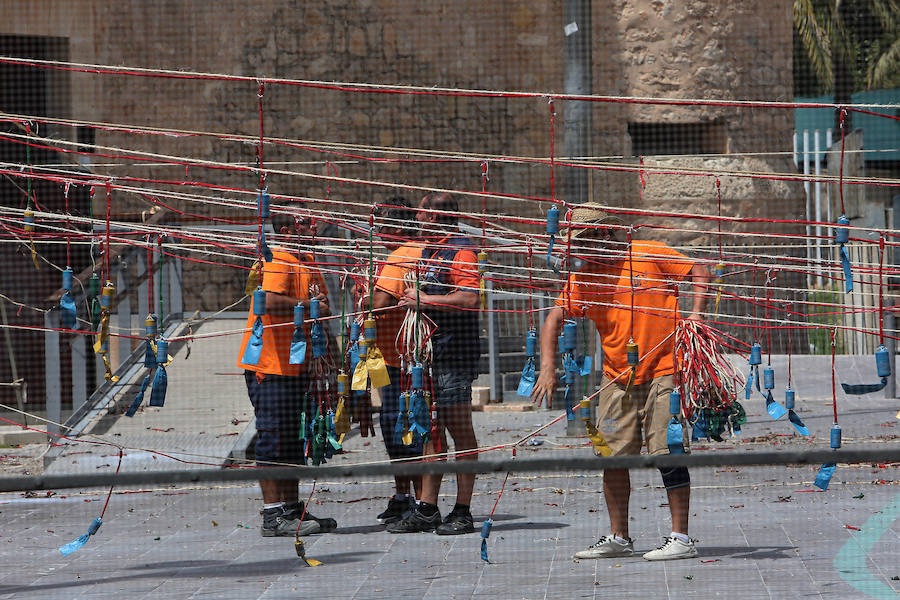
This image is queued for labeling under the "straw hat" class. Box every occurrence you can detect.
[564,203,625,240]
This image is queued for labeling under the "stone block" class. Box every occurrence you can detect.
[348,27,367,57]
[471,386,490,406]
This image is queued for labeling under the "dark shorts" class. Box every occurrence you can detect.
[433,367,476,406]
[379,365,423,460]
[244,371,309,466]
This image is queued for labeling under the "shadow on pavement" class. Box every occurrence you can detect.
[0,552,380,595]
[696,545,797,560]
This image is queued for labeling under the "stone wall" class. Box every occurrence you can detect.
[1,0,803,312]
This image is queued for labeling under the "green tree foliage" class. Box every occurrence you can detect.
[794,0,900,97]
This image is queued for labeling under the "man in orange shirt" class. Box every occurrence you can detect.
[237,212,338,537]
[532,204,710,561]
[367,198,425,524]
[388,192,481,535]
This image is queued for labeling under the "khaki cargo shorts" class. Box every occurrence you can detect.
[593,374,689,456]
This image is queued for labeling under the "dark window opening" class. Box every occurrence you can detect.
[628,120,727,157]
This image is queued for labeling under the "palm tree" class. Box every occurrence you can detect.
[794,0,900,128]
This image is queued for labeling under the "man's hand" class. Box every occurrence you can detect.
[683,311,703,322]
[397,287,427,308]
[530,369,557,408]
[312,292,330,316]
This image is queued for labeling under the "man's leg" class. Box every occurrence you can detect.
[572,378,639,560]
[642,373,696,560]
[419,433,445,506]
[603,468,631,539]
[259,479,281,504]
[441,402,477,506]
[667,484,690,534]
[279,479,299,503]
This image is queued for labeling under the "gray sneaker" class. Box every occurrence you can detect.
[642,536,698,561]
[261,508,320,537]
[573,535,635,559]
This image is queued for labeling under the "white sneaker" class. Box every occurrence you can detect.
[642,536,698,561]
[573,535,634,559]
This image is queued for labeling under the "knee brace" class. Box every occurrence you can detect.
[659,466,690,490]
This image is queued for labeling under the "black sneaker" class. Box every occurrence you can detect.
[435,507,475,535]
[261,507,319,537]
[385,507,441,533]
[282,501,337,533]
[377,496,413,525]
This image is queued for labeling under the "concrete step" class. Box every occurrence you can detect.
[0,426,46,446]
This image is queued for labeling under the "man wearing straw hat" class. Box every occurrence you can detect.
[532,203,710,561]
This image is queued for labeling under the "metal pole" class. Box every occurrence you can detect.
[0,300,26,426]
[44,311,61,437]
[486,275,500,403]
[563,0,591,204]
[814,130,823,287]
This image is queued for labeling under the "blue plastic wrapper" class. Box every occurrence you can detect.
[765,391,787,420]
[564,385,574,421]
[666,418,685,454]
[516,358,536,397]
[480,519,494,562]
[59,517,102,556]
[289,328,307,365]
[814,463,836,491]
[787,410,810,436]
[577,355,592,376]
[241,317,264,365]
[125,374,152,417]
[311,322,326,358]
[258,229,273,263]
[60,292,77,330]
[143,339,155,368]
[148,365,167,407]
[840,245,853,293]
[407,390,429,439]
[691,412,708,441]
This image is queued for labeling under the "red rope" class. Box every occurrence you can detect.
[879,234,885,344]
[838,108,847,215]
[831,328,838,423]
[715,177,723,262]
[548,98,556,201]
[104,181,111,283]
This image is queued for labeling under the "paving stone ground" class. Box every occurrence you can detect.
[0,323,899,599]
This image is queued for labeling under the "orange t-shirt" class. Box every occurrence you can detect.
[373,244,423,367]
[237,250,327,376]
[556,240,693,385]
[424,235,480,291]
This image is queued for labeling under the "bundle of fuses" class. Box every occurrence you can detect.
[674,320,747,441]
